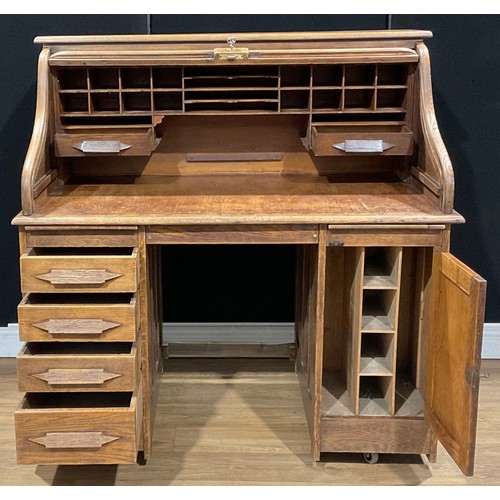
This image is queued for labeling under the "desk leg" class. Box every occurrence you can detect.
[139,229,163,460]
[295,227,327,461]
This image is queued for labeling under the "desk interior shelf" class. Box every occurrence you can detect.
[363,247,401,289]
[55,63,410,124]
[321,246,404,418]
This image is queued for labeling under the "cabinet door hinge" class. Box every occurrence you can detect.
[465,367,479,389]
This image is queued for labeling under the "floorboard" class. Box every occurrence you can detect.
[0,358,498,486]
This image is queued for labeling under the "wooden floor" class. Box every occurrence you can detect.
[1,357,499,486]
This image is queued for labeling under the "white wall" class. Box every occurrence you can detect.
[1,323,499,358]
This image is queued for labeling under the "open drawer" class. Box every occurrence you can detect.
[20,247,138,293]
[15,387,142,465]
[18,293,139,342]
[311,123,413,157]
[54,127,158,157]
[17,341,140,392]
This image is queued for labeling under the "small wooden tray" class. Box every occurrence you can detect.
[55,127,157,157]
[311,123,413,157]
[15,387,141,465]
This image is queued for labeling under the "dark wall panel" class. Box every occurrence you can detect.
[393,15,500,321]
[150,14,387,33]
[162,246,296,322]
[0,15,147,325]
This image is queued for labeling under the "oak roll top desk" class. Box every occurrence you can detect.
[11,30,486,476]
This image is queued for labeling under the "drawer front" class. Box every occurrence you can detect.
[54,128,156,157]
[15,391,140,465]
[147,224,319,244]
[17,344,139,392]
[18,293,139,342]
[327,225,445,247]
[312,126,413,157]
[20,249,138,293]
[25,226,139,248]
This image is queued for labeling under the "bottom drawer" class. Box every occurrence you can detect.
[15,388,141,465]
[320,417,432,454]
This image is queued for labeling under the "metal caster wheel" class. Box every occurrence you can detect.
[363,452,379,464]
[137,451,147,466]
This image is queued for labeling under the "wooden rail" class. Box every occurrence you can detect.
[21,48,51,216]
[416,42,455,213]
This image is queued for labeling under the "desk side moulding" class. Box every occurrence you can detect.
[11,31,486,476]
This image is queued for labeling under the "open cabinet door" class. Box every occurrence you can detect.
[426,249,486,476]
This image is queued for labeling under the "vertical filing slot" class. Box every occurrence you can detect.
[279,90,310,111]
[345,65,376,86]
[57,68,88,90]
[60,94,89,114]
[153,67,183,89]
[123,93,152,112]
[281,65,311,87]
[153,92,183,111]
[360,333,394,376]
[91,93,120,113]
[313,65,343,86]
[358,376,392,416]
[89,68,119,90]
[361,289,398,333]
[377,64,409,86]
[121,68,151,89]
[313,89,342,111]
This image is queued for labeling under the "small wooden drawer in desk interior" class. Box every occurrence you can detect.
[54,127,157,157]
[20,248,138,293]
[15,388,142,465]
[18,293,139,342]
[17,341,139,392]
[311,124,413,157]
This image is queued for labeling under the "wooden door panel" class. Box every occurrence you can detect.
[139,232,163,460]
[295,229,327,461]
[426,250,486,476]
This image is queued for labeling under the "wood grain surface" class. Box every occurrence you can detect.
[15,390,140,465]
[147,224,319,245]
[18,293,138,342]
[25,227,139,248]
[426,250,487,476]
[35,30,433,46]
[20,49,51,216]
[13,177,465,226]
[17,343,138,392]
[20,249,138,293]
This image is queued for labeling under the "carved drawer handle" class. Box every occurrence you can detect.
[35,269,122,285]
[29,431,119,449]
[33,318,121,336]
[333,140,394,153]
[73,140,131,154]
[31,368,122,386]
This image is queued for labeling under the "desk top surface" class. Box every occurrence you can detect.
[12,175,463,226]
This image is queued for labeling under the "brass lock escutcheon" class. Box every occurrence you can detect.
[214,36,249,61]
